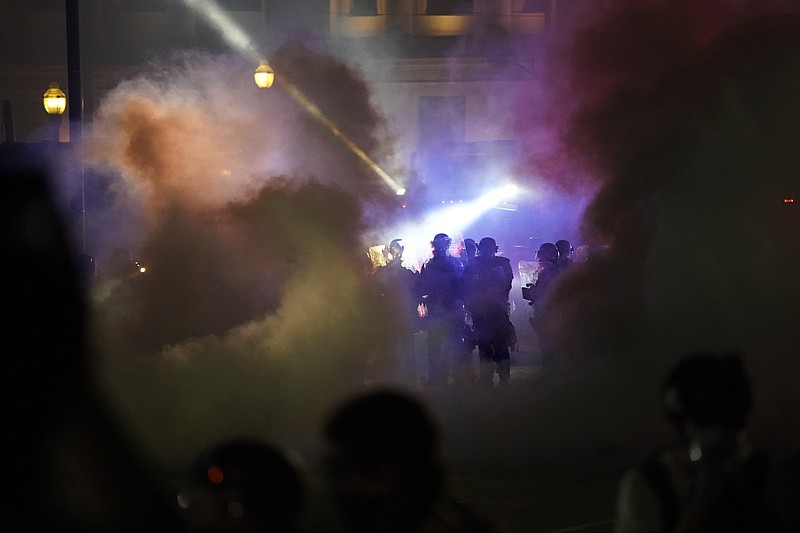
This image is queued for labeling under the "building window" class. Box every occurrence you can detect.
[424,0,474,15]
[350,0,378,16]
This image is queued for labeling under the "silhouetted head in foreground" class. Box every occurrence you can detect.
[613,352,795,533]
[322,388,493,533]
[323,389,445,532]
[179,438,306,533]
[662,351,752,445]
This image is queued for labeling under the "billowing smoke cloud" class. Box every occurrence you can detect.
[83,42,404,464]
[508,0,800,454]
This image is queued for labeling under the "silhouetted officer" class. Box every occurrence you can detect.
[373,239,420,385]
[462,237,514,387]
[416,233,465,387]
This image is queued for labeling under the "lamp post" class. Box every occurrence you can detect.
[254,61,275,88]
[66,0,82,145]
[43,82,70,143]
[43,83,67,115]
[66,0,86,253]
[40,2,86,252]
[1,100,13,142]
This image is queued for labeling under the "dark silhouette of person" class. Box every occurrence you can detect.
[460,238,477,266]
[372,238,420,386]
[178,438,306,533]
[555,239,575,272]
[451,237,479,386]
[614,352,788,533]
[322,389,494,533]
[461,237,515,387]
[415,233,465,387]
[2,164,186,532]
[522,242,562,367]
[523,242,560,315]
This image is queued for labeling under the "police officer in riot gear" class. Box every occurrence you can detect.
[372,239,420,385]
[462,237,514,387]
[415,233,465,387]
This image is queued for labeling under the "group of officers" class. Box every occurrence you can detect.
[372,233,516,388]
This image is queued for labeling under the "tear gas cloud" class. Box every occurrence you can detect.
[507,0,800,456]
[68,0,799,472]
[84,42,405,463]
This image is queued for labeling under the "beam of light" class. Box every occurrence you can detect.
[279,82,405,193]
[487,183,518,211]
[384,184,520,269]
[179,0,405,195]
[479,183,517,207]
[180,0,261,62]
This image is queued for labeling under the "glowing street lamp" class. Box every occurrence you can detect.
[254,61,275,88]
[43,83,67,115]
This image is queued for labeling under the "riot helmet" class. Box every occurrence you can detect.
[537,242,558,263]
[556,240,573,259]
[386,239,404,263]
[463,238,477,259]
[431,233,452,255]
[478,237,498,257]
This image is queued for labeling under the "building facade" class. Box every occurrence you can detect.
[1,0,568,149]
